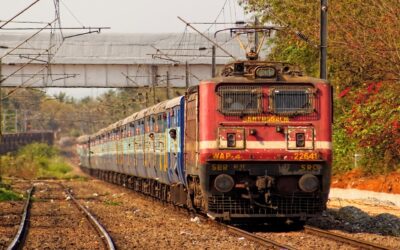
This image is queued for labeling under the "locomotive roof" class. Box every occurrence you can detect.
[208,75,327,85]
[208,60,328,85]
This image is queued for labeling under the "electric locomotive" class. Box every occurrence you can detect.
[77,28,332,224]
[186,58,332,223]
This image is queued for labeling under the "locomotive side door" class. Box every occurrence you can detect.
[184,93,198,175]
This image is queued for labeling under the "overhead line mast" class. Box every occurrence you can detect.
[320,0,328,80]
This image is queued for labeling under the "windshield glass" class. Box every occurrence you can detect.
[270,87,315,115]
[218,85,263,115]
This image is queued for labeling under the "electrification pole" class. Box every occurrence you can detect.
[0,58,2,140]
[211,46,216,78]
[254,17,259,51]
[151,65,157,104]
[166,71,170,99]
[320,0,328,80]
[185,61,189,89]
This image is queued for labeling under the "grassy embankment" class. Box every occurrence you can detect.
[0,143,84,201]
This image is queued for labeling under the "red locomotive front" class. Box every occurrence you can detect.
[186,61,332,222]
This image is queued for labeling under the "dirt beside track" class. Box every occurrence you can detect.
[0,202,25,249]
[66,179,262,249]
[2,175,400,249]
[332,169,400,194]
[25,182,104,249]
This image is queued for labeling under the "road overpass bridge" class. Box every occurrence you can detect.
[0,33,243,88]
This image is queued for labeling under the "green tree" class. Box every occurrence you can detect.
[241,0,400,173]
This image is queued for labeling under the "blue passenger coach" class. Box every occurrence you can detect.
[77,96,186,193]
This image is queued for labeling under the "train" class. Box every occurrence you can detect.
[77,54,332,224]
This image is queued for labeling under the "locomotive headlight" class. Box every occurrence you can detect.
[298,174,319,192]
[227,133,236,147]
[214,174,235,193]
[255,66,276,78]
[296,133,305,147]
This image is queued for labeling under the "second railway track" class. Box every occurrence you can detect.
[303,225,395,250]
[251,224,398,250]
[6,181,115,250]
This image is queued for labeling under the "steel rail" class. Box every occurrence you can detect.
[63,186,116,250]
[304,226,395,250]
[225,225,297,250]
[7,186,34,250]
[103,181,294,250]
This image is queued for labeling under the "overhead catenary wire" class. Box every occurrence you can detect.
[0,47,54,84]
[0,19,57,60]
[59,0,84,27]
[177,16,237,60]
[0,0,41,29]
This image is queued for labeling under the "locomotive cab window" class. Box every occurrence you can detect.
[217,85,263,115]
[269,86,315,116]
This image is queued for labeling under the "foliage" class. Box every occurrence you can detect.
[0,187,23,201]
[1,87,185,137]
[0,143,73,179]
[241,0,400,174]
[332,123,356,173]
[337,82,400,173]
[104,200,122,206]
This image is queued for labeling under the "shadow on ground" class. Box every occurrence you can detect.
[234,206,400,237]
[307,206,400,236]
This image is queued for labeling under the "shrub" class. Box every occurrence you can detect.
[0,187,23,201]
[0,143,74,180]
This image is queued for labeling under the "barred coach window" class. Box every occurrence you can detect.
[270,87,315,116]
[217,85,263,115]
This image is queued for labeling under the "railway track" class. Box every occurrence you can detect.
[92,176,399,249]
[5,187,33,250]
[63,186,115,250]
[304,225,395,250]
[6,181,115,250]
[224,224,296,250]
[249,224,397,250]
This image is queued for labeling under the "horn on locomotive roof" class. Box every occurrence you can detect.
[214,25,284,61]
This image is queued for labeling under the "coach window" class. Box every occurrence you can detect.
[163,113,167,132]
[171,107,178,126]
[145,117,150,133]
[135,121,140,136]
[140,119,145,134]
[151,116,156,132]
[131,123,135,138]
[156,114,163,133]
[174,107,180,123]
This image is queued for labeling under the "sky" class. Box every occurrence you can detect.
[0,0,247,98]
[1,0,246,33]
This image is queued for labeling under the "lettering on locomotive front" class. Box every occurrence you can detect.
[211,152,242,160]
[293,152,319,160]
[243,115,289,123]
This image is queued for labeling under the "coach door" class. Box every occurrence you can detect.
[184,93,198,175]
